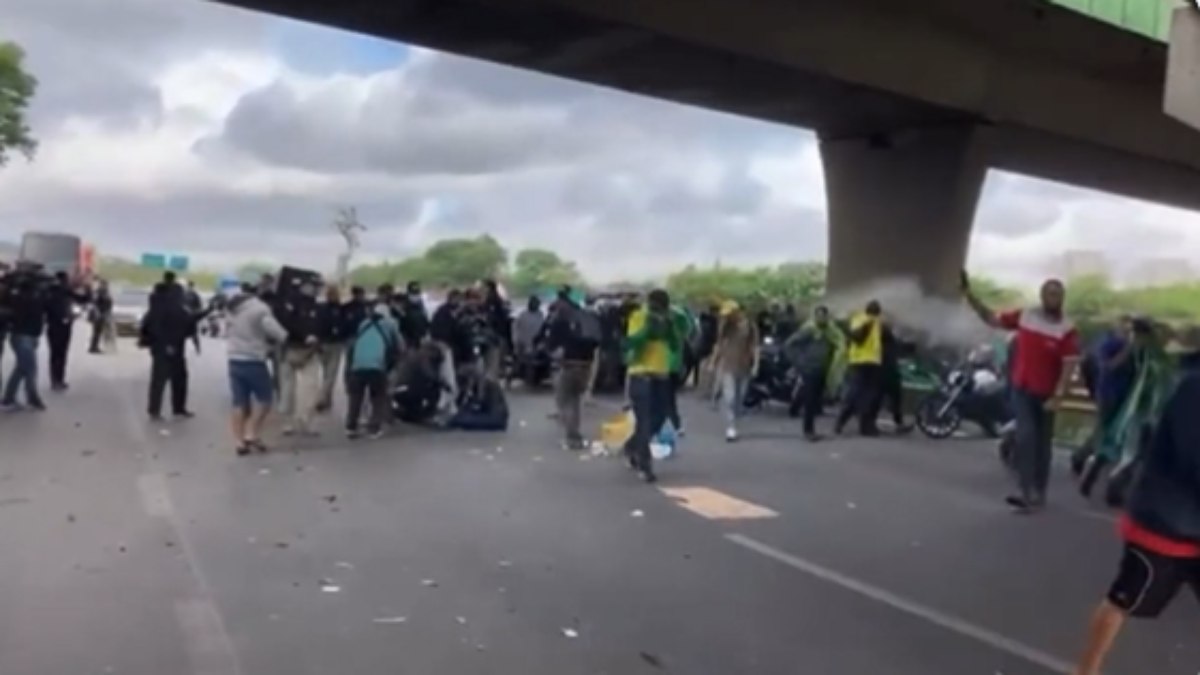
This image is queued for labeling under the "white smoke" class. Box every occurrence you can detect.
[824,277,1007,350]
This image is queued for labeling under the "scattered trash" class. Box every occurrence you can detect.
[561,627,579,639]
[158,429,171,437]
[319,579,341,593]
[269,614,281,621]
[640,652,665,669]
[485,454,495,461]
[373,617,407,624]
[67,513,76,523]
[421,579,439,588]
[532,455,544,462]
[828,452,842,460]
[475,643,487,652]
[258,469,271,476]
[247,537,259,545]
[495,446,504,453]
[118,545,127,554]
[167,471,182,478]
[630,509,645,518]
[80,449,97,457]
[456,616,467,625]
[165,541,176,548]
[324,495,338,503]
[335,561,355,570]
[468,448,483,456]
[498,560,512,568]
[846,502,857,510]
[274,542,289,549]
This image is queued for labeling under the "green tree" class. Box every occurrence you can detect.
[966,275,1025,308]
[421,235,507,287]
[509,248,583,298]
[666,262,827,309]
[0,42,37,166]
[97,257,220,289]
[235,261,276,282]
[1065,274,1120,324]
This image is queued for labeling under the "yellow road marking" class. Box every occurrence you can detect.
[659,486,778,520]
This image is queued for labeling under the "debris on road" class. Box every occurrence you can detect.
[0,497,32,508]
[80,449,97,457]
[158,429,171,437]
[274,542,289,549]
[640,652,665,669]
[532,455,544,462]
[561,627,579,639]
[846,502,858,510]
[630,509,645,518]
[495,446,504,453]
[456,616,467,625]
[498,560,512,568]
[257,468,270,476]
[324,495,338,503]
[373,617,407,624]
[67,513,76,523]
[484,454,495,461]
[421,579,439,588]
[335,561,354,570]
[319,579,341,593]
[519,420,527,428]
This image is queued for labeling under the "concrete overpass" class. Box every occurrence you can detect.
[212,0,1200,295]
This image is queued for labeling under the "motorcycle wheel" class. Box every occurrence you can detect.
[916,393,962,440]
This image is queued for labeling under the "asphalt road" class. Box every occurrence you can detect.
[0,338,1195,675]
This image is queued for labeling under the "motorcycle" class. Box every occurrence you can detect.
[916,358,1012,440]
[743,337,804,416]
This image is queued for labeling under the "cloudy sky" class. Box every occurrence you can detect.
[2,0,1199,287]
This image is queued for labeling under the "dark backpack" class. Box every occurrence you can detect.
[567,308,602,349]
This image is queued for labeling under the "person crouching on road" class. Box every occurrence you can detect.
[1069,326,1200,675]
[711,301,759,443]
[345,303,402,439]
[623,289,682,484]
[226,284,287,455]
[545,290,600,450]
[277,279,322,436]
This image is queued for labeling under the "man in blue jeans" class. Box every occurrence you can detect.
[623,289,682,484]
[1,269,48,410]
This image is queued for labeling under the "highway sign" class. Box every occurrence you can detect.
[140,253,166,269]
[168,255,189,272]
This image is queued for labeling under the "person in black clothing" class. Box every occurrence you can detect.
[44,271,91,391]
[143,281,195,419]
[183,280,204,354]
[399,281,429,349]
[393,343,448,424]
[481,280,511,381]
[879,322,914,433]
[315,284,348,412]
[1,266,49,410]
[0,270,11,392]
[277,278,322,435]
[775,303,800,343]
[89,279,114,354]
[430,290,470,414]
[544,292,600,449]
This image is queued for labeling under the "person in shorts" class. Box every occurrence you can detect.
[1070,325,1200,675]
[225,285,287,455]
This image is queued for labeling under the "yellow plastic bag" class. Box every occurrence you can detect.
[600,410,635,452]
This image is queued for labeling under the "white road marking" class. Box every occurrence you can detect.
[659,486,778,520]
[725,533,1073,674]
[175,599,242,675]
[137,473,174,518]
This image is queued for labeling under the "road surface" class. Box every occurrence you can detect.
[0,339,1194,675]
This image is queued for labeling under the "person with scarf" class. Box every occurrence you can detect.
[1080,318,1174,505]
[1069,325,1200,675]
[785,305,845,441]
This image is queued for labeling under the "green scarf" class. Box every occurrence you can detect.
[1099,343,1174,463]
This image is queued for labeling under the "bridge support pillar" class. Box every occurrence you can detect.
[820,125,985,299]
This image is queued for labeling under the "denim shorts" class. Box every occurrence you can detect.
[228,360,273,409]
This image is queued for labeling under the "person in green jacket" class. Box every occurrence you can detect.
[665,304,696,434]
[623,290,684,482]
[785,305,845,440]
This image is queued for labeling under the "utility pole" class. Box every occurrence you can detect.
[333,206,366,286]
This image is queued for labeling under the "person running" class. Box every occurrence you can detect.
[835,300,886,437]
[545,290,600,450]
[226,284,287,455]
[711,301,759,442]
[1069,326,1200,675]
[276,279,322,436]
[345,303,402,439]
[623,289,681,483]
[785,305,843,441]
[964,274,1079,513]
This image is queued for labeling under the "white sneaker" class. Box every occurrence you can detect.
[725,427,738,442]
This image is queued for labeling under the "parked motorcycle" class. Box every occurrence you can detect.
[916,358,1012,439]
[743,337,804,416]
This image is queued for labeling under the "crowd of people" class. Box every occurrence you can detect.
[4,259,1199,674]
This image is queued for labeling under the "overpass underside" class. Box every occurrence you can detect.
[214,0,1200,296]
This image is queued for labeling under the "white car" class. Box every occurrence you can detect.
[111,287,151,337]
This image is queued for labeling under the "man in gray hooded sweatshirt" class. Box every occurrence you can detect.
[226,284,287,455]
